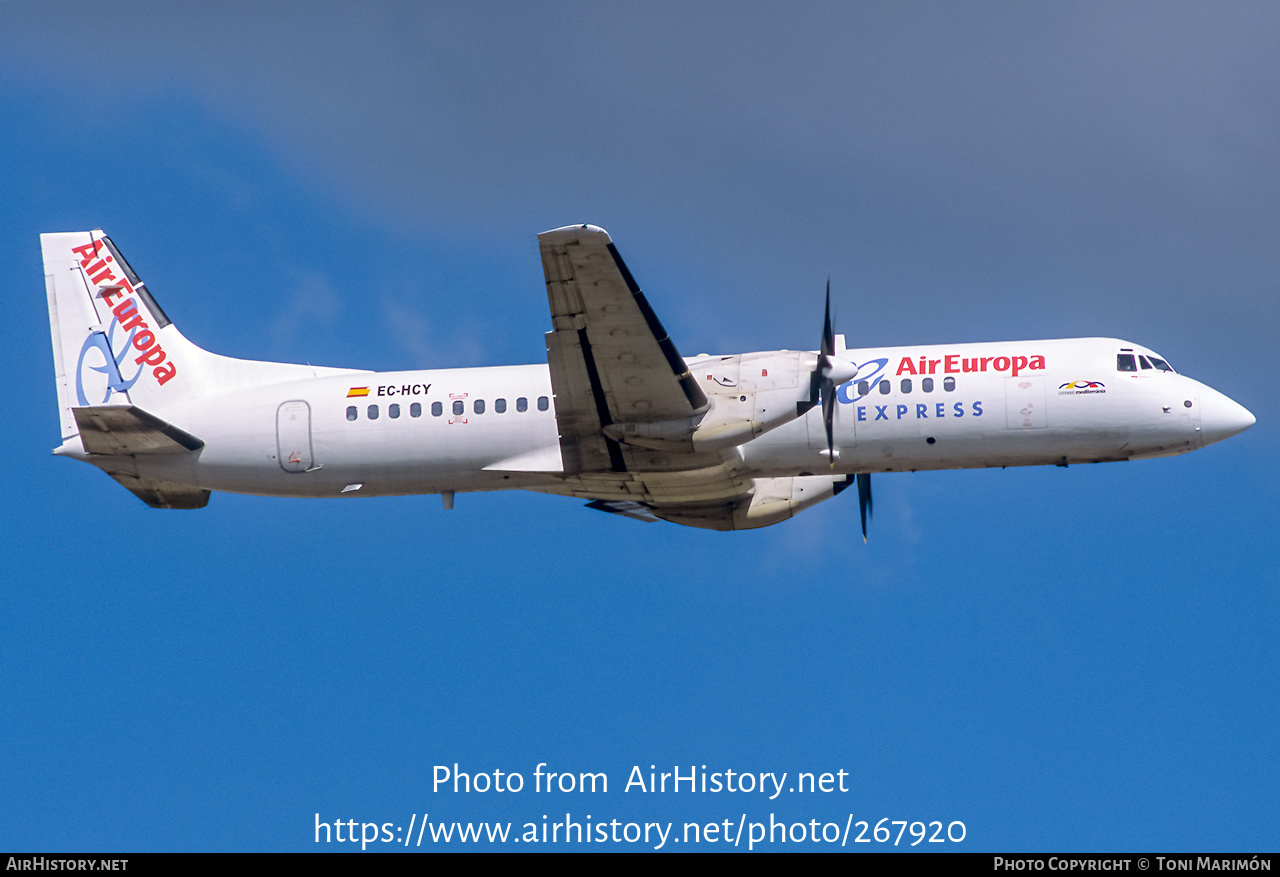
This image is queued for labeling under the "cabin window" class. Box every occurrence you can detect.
[900,379,912,394]
[474,399,485,414]
[516,397,528,412]
[857,381,870,396]
[452,400,464,416]
[537,396,550,411]
[922,377,934,393]
[431,401,443,417]
[495,398,507,413]
[389,403,400,419]
[943,377,956,392]
[410,402,422,417]
[1117,354,1137,371]
[346,406,357,421]
[367,405,379,420]
[878,380,891,395]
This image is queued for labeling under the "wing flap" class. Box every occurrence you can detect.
[584,500,661,523]
[545,322,627,473]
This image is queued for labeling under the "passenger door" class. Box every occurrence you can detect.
[276,400,314,473]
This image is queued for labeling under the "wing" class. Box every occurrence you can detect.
[540,224,708,474]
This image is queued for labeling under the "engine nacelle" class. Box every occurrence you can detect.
[602,350,856,454]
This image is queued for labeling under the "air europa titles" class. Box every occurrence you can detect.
[73,241,177,386]
[896,353,1046,377]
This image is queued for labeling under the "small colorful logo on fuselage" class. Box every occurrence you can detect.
[1058,380,1106,395]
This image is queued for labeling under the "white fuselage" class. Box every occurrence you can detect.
[62,336,1246,501]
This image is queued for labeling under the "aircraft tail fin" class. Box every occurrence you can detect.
[43,230,211,441]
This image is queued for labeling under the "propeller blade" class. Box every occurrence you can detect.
[821,381,836,464]
[857,472,873,543]
[818,279,837,464]
[821,279,835,358]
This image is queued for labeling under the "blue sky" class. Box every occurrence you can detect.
[2,2,1276,852]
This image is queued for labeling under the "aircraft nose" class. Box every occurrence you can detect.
[1196,385,1255,446]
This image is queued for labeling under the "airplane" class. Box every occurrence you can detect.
[43,224,1254,535]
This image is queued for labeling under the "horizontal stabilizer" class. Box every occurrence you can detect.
[72,405,204,455]
[103,470,210,509]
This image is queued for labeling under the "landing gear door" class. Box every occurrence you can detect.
[277,400,314,473]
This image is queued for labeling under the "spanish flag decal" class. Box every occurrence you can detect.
[347,387,370,398]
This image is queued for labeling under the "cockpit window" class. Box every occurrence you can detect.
[1117,354,1137,372]
[1148,356,1174,373]
[1139,355,1153,370]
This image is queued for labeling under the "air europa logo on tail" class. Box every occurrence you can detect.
[72,241,177,391]
[76,325,142,406]
[896,353,1046,377]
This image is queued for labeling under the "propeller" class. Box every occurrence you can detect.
[809,280,859,466]
[807,282,873,542]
